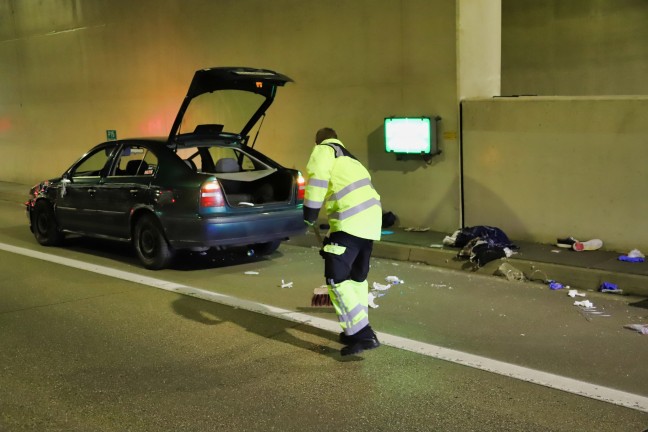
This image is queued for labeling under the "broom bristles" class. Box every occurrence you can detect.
[311,286,333,307]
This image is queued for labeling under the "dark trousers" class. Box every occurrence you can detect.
[321,231,374,285]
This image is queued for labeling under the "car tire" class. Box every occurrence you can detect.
[251,240,281,256]
[32,200,64,246]
[133,214,174,270]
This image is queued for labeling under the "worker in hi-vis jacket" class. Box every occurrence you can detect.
[304,127,383,356]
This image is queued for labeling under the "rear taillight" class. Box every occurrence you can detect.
[297,172,305,200]
[200,180,225,208]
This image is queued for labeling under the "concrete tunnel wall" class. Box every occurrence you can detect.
[1,0,647,252]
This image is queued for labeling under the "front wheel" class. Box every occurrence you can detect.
[32,200,64,246]
[133,214,174,270]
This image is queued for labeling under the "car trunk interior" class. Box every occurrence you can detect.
[216,169,293,207]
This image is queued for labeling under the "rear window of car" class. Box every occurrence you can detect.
[175,146,266,174]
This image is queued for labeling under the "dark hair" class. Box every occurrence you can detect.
[315,127,337,144]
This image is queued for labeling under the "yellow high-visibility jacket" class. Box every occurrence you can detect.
[304,138,382,240]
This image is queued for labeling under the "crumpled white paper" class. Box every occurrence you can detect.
[385,275,404,284]
[372,282,392,291]
[624,324,648,334]
[568,289,586,298]
[368,292,380,308]
[628,249,646,258]
[574,300,594,308]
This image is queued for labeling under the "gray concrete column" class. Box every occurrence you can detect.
[457,0,502,99]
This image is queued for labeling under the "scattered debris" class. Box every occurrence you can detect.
[568,289,586,298]
[548,279,569,290]
[599,282,623,294]
[367,275,405,308]
[280,279,293,289]
[372,282,391,291]
[368,292,380,309]
[244,271,260,275]
[574,300,594,308]
[385,275,404,284]
[403,226,430,232]
[573,299,610,320]
[495,262,525,281]
[624,324,648,335]
[618,249,645,262]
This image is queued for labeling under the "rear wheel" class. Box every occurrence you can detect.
[32,200,64,246]
[251,240,281,256]
[133,214,174,270]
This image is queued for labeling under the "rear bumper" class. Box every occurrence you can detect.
[162,208,307,249]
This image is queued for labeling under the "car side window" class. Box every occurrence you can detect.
[113,146,158,177]
[70,146,117,178]
[175,148,202,172]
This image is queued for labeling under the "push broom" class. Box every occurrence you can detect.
[310,224,333,307]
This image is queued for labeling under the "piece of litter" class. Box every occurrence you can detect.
[368,292,380,309]
[618,255,644,262]
[627,249,645,258]
[280,279,293,289]
[372,282,392,291]
[568,289,586,298]
[244,271,260,275]
[403,226,430,232]
[429,244,444,248]
[624,324,648,334]
[386,275,404,284]
[599,282,623,294]
[551,249,562,253]
[548,280,564,290]
[574,300,594,308]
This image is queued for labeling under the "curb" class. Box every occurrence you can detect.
[288,233,648,298]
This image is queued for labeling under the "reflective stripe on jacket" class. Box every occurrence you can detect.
[304,138,382,240]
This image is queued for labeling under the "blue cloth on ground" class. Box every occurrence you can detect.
[618,255,645,263]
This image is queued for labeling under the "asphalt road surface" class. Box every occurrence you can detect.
[1,197,647,431]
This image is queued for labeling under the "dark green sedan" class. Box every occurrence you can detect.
[26,67,306,269]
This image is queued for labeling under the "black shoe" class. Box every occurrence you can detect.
[339,332,353,345]
[340,336,380,356]
[340,325,375,345]
[556,237,578,248]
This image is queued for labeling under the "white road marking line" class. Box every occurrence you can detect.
[2,241,648,413]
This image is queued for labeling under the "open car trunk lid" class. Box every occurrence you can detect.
[168,67,293,145]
